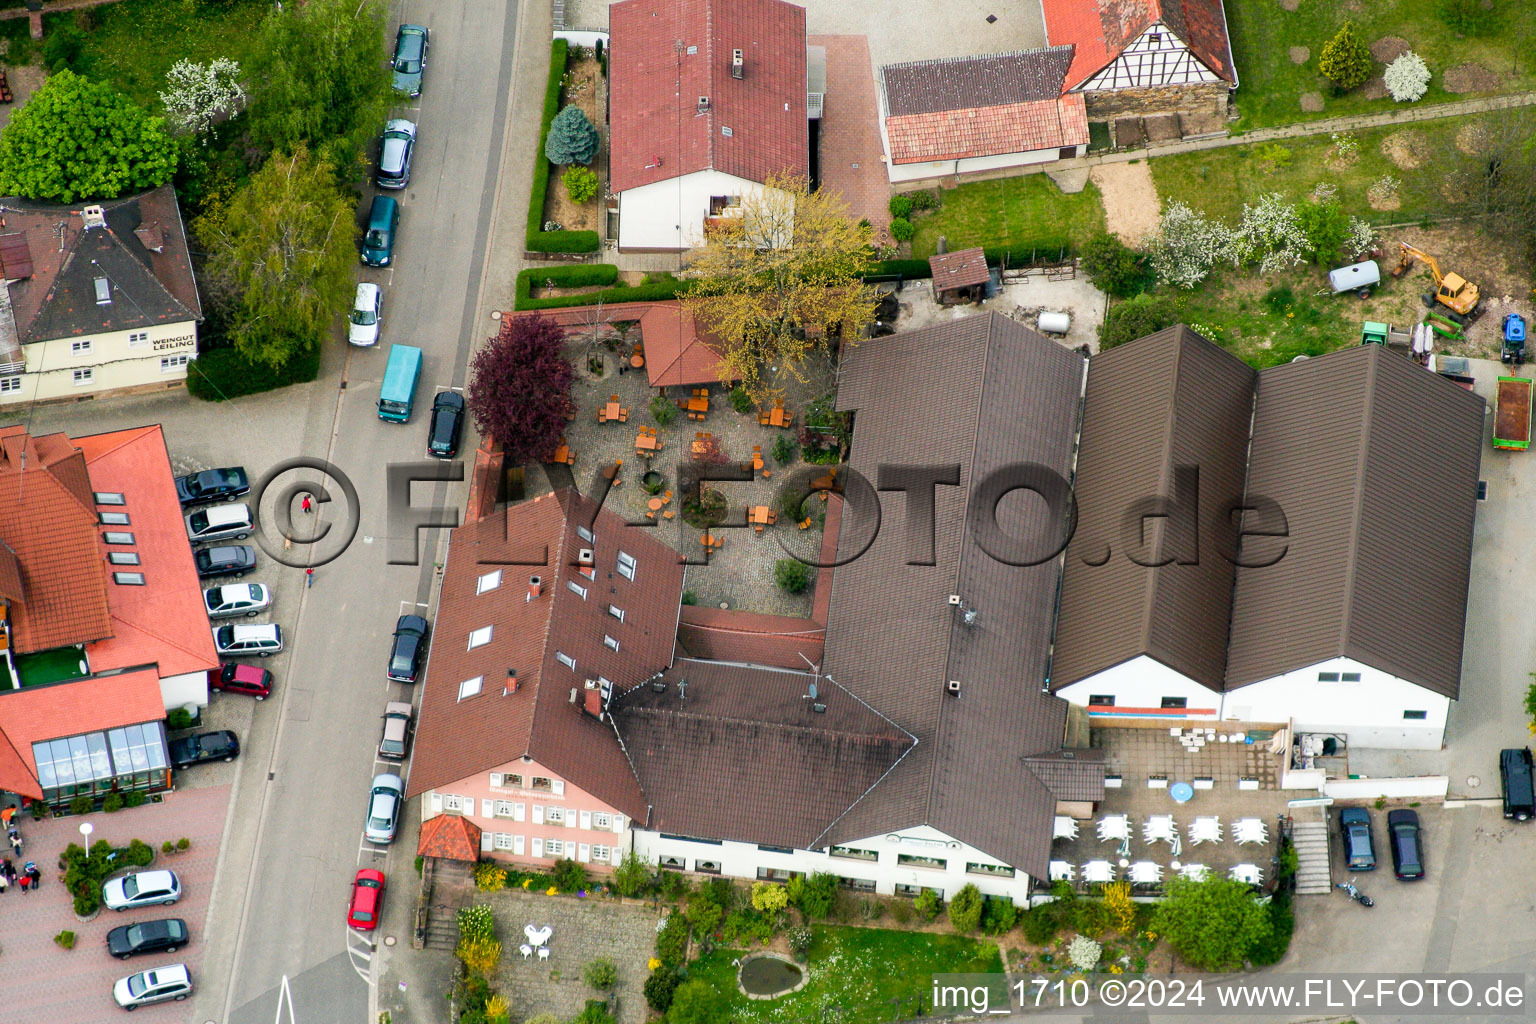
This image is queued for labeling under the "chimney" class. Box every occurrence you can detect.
[526,575,543,602]
[134,222,164,253]
[697,95,710,113]
[578,548,594,566]
[80,205,106,230]
[946,679,962,696]
[504,669,519,695]
[583,688,603,719]
[731,48,744,78]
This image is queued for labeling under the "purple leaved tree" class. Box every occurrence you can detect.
[467,314,575,465]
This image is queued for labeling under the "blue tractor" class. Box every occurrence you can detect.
[1505,314,1527,367]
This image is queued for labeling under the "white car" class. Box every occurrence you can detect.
[102,870,182,912]
[349,282,383,346]
[212,623,284,657]
[364,772,404,844]
[204,583,271,619]
[114,963,192,1009]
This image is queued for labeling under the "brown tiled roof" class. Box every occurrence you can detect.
[0,430,113,653]
[822,312,1087,879]
[507,302,731,388]
[0,540,21,604]
[1225,346,1484,698]
[1021,750,1107,802]
[1042,0,1236,91]
[609,0,809,194]
[881,48,1076,115]
[612,659,913,847]
[407,490,684,818]
[928,248,990,291]
[885,94,1089,164]
[676,605,824,670]
[1051,326,1255,691]
[418,814,482,861]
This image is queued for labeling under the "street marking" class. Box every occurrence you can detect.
[272,974,297,1024]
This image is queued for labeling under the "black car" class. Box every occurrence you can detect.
[388,614,430,683]
[427,392,466,458]
[168,730,240,769]
[1501,748,1535,821]
[194,545,256,579]
[107,918,189,960]
[1340,807,1376,871]
[175,467,249,507]
[1387,808,1425,880]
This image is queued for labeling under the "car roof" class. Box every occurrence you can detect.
[384,118,417,136]
[355,282,380,305]
[212,583,259,599]
[372,772,405,791]
[1387,809,1419,825]
[434,391,466,410]
[230,623,278,640]
[134,870,177,887]
[144,964,190,984]
[196,503,250,525]
[1340,807,1369,823]
[385,700,413,716]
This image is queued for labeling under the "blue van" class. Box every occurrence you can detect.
[362,195,399,267]
[378,344,423,422]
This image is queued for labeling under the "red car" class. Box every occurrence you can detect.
[348,869,386,930]
[209,662,273,700]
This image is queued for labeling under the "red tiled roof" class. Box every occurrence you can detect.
[0,668,166,798]
[508,303,731,388]
[677,606,824,670]
[1042,0,1235,91]
[929,248,991,291]
[73,426,218,678]
[885,94,1088,164]
[407,490,684,819]
[418,814,482,861]
[0,431,113,653]
[609,0,809,194]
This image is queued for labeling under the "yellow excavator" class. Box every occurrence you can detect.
[1392,243,1482,324]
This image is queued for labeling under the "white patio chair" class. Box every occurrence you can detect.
[1188,816,1223,845]
[1233,818,1269,845]
[1082,860,1116,884]
[519,944,533,961]
[1096,814,1131,842]
[1142,814,1177,844]
[1128,861,1163,884]
[538,946,551,961]
[1048,860,1075,882]
[1053,815,1080,841]
[1229,863,1263,886]
[1178,863,1210,882]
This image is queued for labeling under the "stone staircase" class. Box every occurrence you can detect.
[422,860,475,950]
[1291,817,1333,895]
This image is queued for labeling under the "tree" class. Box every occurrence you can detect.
[682,173,876,402]
[751,881,789,913]
[583,957,618,990]
[1098,294,1179,350]
[612,852,656,898]
[564,165,599,203]
[0,70,177,203]
[196,148,358,369]
[644,965,683,1012]
[1149,201,1236,289]
[160,57,245,138]
[1080,231,1151,298]
[1384,51,1431,102]
[455,935,502,974]
[1426,108,1536,264]
[1151,877,1272,970]
[1319,21,1372,91]
[246,0,392,175]
[947,883,983,933]
[1296,199,1351,265]
[467,314,575,465]
[1235,193,1307,274]
[667,979,726,1024]
[545,105,599,166]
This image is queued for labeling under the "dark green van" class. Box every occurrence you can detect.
[362,195,399,267]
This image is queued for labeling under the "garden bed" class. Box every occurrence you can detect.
[541,50,604,238]
[908,175,1106,260]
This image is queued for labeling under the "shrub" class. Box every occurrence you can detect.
[1439,0,1496,36]
[613,852,655,898]
[648,393,679,426]
[888,217,915,242]
[1297,199,1351,264]
[457,904,496,943]
[890,898,914,924]
[1247,890,1295,966]
[102,793,124,813]
[751,881,789,913]
[552,858,589,892]
[124,791,146,808]
[910,189,937,211]
[54,929,77,949]
[1099,294,1179,350]
[73,891,100,917]
[789,925,814,961]
[981,896,1018,935]
[1079,232,1151,298]
[644,964,682,1012]
[913,888,942,921]
[657,869,692,901]
[474,862,508,891]
[680,590,697,606]
[127,839,154,866]
[888,194,915,219]
[545,105,600,166]
[1384,51,1431,102]
[865,258,932,281]
[772,434,799,465]
[794,873,839,920]
[655,913,689,967]
[1149,201,1235,289]
[686,890,724,935]
[527,41,600,254]
[1319,21,1372,90]
[573,1000,614,1024]
[669,979,727,1024]
[726,385,752,414]
[1021,905,1059,945]
[30,801,47,820]
[1103,881,1136,934]
[948,883,984,932]
[775,558,812,594]
[162,841,175,855]
[583,957,618,989]
[187,345,321,401]
[1068,934,1102,971]
[562,165,599,203]
[1252,142,1293,170]
[177,837,190,851]
[166,708,196,731]
[860,897,885,921]
[70,795,92,816]
[485,994,511,1024]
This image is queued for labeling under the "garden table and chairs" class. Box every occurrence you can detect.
[598,396,626,423]
[1082,860,1116,884]
[1053,816,1079,841]
[1229,864,1263,886]
[635,427,661,456]
[1096,814,1131,843]
[1128,862,1164,885]
[1232,818,1269,845]
[1188,816,1223,845]
[1177,863,1210,882]
[691,433,714,460]
[1048,860,1075,882]
[546,441,575,465]
[1142,815,1177,845]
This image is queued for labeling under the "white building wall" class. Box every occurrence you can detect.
[886,144,1084,185]
[1223,658,1450,750]
[160,669,210,711]
[0,322,198,405]
[617,171,776,251]
[1055,654,1223,721]
[633,822,1034,902]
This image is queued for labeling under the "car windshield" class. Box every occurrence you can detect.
[366,230,387,248]
[189,511,210,532]
[122,876,141,899]
[395,36,422,71]
[126,974,149,997]
[351,307,378,326]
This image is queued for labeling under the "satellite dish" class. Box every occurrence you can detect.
[808,683,819,700]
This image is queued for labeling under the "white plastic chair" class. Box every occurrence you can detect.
[1128,861,1163,884]
[1082,860,1116,884]
[1096,814,1131,842]
[538,946,551,961]
[519,944,533,960]
[1178,863,1210,882]
[1142,815,1177,844]
[1048,860,1075,882]
[1053,815,1080,841]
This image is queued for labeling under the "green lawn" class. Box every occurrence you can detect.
[909,175,1106,259]
[690,925,1004,1024]
[1226,0,1536,130]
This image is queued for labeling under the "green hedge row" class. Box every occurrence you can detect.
[983,239,1075,265]
[866,258,933,280]
[186,346,321,402]
[527,40,600,254]
[513,265,687,310]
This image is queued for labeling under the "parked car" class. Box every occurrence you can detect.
[348,282,384,346]
[174,467,249,507]
[1501,747,1535,821]
[388,614,429,683]
[426,391,466,458]
[364,772,404,844]
[391,23,429,96]
[361,195,399,267]
[106,918,188,960]
[204,583,271,619]
[1387,808,1425,880]
[169,730,240,770]
[209,662,273,700]
[102,870,182,912]
[348,868,386,930]
[375,119,417,190]
[113,963,192,1010]
[185,502,253,544]
[212,623,283,657]
[1339,807,1376,871]
[378,701,415,761]
[194,545,256,579]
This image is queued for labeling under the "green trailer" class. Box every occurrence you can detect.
[1495,376,1532,450]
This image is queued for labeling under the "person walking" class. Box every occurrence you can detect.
[26,863,39,890]
[0,871,9,893]
[17,872,28,894]
[7,829,20,856]
[0,805,14,829]
[305,567,314,588]
[301,494,313,515]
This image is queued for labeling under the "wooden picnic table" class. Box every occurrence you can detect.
[768,407,791,427]
[603,400,620,421]
[636,432,659,452]
[748,505,771,525]
[549,443,572,464]
[630,353,644,368]
[685,395,708,414]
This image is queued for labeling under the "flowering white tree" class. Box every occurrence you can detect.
[1384,52,1431,103]
[1150,202,1238,289]
[1344,217,1376,260]
[1068,935,1102,971]
[160,58,244,139]
[1236,193,1308,275]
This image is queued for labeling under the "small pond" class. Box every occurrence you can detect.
[739,953,805,997]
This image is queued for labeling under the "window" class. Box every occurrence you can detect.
[593,844,610,862]
[1088,695,1115,706]
[756,866,797,881]
[477,570,502,594]
[1403,710,1428,720]
[468,626,492,649]
[607,605,625,622]
[616,551,637,581]
[1478,481,1488,501]
[72,368,94,386]
[94,492,126,506]
[494,800,517,818]
[531,776,554,792]
[1160,697,1187,709]
[603,635,620,652]
[112,572,145,586]
[457,676,483,701]
[1317,672,1340,682]
[99,511,130,525]
[103,532,135,545]
[545,807,564,824]
[577,526,594,543]
[71,340,92,354]
[966,862,1016,877]
[829,845,877,861]
[160,354,189,373]
[1341,672,1361,682]
[566,579,588,599]
[660,833,721,845]
[493,833,515,851]
[660,855,686,869]
[593,812,611,829]
[694,859,721,874]
[757,844,793,855]
[505,774,524,789]
[108,552,140,566]
[894,884,943,899]
[896,853,947,870]
[127,331,149,347]
[545,839,564,857]
[0,377,20,394]
[556,651,576,670]
[839,877,877,892]
[442,794,467,813]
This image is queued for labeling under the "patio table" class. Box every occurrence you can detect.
[768,407,791,427]
[648,498,665,512]
[548,444,571,465]
[748,505,771,525]
[603,400,620,421]
[636,433,658,452]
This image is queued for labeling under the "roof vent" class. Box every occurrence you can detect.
[721,125,733,137]
[947,594,962,606]
[583,687,604,719]
[697,95,710,113]
[946,679,962,696]
[569,687,578,704]
[652,680,667,693]
[527,575,543,602]
[578,548,594,566]
[504,669,519,696]
[731,48,744,78]
[961,607,980,629]
[93,277,111,305]
[812,703,827,713]
[134,222,164,253]
[80,205,106,230]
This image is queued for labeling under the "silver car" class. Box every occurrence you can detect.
[204,583,271,619]
[375,119,416,190]
[102,870,182,912]
[212,623,283,657]
[364,772,404,844]
[378,701,414,761]
[114,963,192,1009]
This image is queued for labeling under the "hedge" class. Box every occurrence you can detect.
[865,258,932,280]
[514,265,688,311]
[983,239,1075,266]
[186,346,322,401]
[527,40,600,254]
